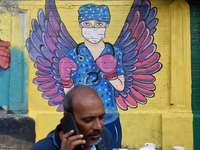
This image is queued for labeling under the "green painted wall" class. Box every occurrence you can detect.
[188,1,200,149]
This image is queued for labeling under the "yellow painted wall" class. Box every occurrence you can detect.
[16,0,193,149]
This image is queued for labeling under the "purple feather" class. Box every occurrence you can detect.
[38,9,45,32]
[48,94,64,106]
[146,7,157,25]
[56,43,70,55]
[135,53,160,69]
[122,50,138,62]
[33,77,54,84]
[42,86,60,99]
[132,80,155,91]
[52,57,59,64]
[57,36,71,50]
[30,30,43,51]
[60,22,77,48]
[125,81,132,88]
[42,32,57,54]
[52,69,59,75]
[52,62,59,69]
[137,44,156,62]
[129,88,147,104]
[132,84,154,97]
[38,80,56,92]
[139,0,150,21]
[34,63,52,73]
[37,56,52,69]
[125,76,133,82]
[45,20,58,44]
[114,23,129,47]
[54,49,65,59]
[121,43,137,55]
[132,21,145,42]
[123,58,138,66]
[123,65,137,72]
[138,35,153,54]
[41,46,54,62]
[117,30,132,48]
[133,63,162,75]
[32,19,42,41]
[26,39,42,62]
[147,18,158,30]
[36,71,53,78]
[135,28,149,50]
[133,74,155,84]
[49,11,60,36]
[124,71,133,77]
[120,38,136,50]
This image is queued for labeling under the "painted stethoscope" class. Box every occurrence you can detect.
[76,42,115,86]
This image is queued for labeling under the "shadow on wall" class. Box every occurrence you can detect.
[0,106,35,149]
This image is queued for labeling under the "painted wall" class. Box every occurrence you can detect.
[188,1,200,150]
[0,0,195,149]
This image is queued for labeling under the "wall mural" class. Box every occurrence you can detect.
[26,0,162,147]
[0,39,10,71]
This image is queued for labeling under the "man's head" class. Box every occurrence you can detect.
[63,86,105,145]
[78,4,110,44]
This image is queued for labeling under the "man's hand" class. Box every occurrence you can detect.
[0,40,11,70]
[60,130,86,150]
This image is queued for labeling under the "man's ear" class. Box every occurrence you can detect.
[64,111,68,116]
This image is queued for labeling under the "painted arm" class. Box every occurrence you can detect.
[109,74,125,91]
[96,54,125,91]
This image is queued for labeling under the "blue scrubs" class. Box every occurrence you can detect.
[66,43,124,148]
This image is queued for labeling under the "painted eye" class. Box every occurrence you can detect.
[83,22,90,26]
[96,23,103,26]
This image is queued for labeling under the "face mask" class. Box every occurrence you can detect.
[82,28,106,44]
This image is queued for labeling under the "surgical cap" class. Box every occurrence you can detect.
[78,4,110,24]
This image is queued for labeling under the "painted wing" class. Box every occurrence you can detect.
[26,0,77,111]
[114,0,162,110]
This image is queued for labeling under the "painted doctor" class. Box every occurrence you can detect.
[59,4,125,148]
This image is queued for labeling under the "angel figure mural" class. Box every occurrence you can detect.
[26,0,162,148]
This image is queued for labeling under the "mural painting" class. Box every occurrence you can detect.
[0,39,10,73]
[26,0,162,147]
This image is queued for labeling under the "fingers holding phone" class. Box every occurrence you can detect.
[60,130,86,150]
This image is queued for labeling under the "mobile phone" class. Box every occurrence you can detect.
[61,112,84,150]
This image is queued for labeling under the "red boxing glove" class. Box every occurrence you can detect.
[96,54,118,80]
[0,40,10,70]
[59,57,78,88]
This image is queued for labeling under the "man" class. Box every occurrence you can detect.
[59,4,125,147]
[31,86,113,150]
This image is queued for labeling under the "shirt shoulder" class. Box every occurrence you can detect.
[31,133,58,150]
[103,127,113,150]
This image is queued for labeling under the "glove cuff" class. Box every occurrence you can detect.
[61,78,74,88]
[102,70,118,80]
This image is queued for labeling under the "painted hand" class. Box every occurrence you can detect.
[96,54,118,80]
[59,57,78,88]
[0,40,10,70]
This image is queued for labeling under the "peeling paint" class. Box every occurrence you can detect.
[0,0,27,15]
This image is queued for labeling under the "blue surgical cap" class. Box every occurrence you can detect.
[78,4,110,24]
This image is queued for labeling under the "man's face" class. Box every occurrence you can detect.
[72,93,105,145]
[80,20,108,28]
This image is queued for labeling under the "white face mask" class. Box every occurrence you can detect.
[82,28,106,44]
